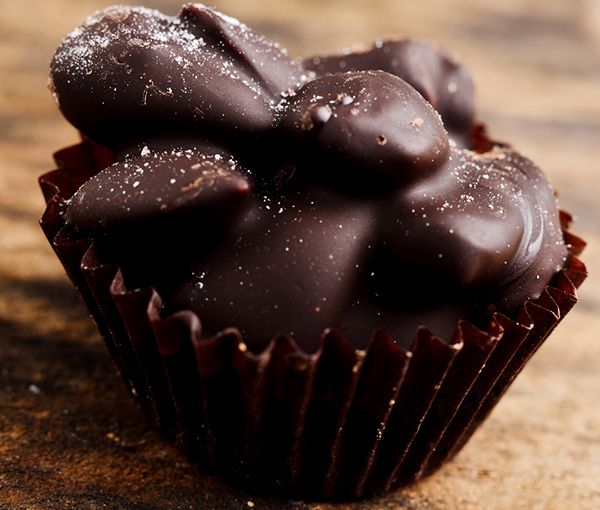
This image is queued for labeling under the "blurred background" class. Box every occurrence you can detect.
[1,1,599,509]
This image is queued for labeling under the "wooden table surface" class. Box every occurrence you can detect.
[1,1,599,509]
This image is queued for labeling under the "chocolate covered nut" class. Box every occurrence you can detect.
[305,39,475,143]
[50,5,308,150]
[171,190,377,352]
[65,144,251,234]
[377,147,567,312]
[277,71,450,188]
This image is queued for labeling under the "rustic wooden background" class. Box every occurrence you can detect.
[1,0,599,509]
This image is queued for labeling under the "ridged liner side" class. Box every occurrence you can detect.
[39,141,587,499]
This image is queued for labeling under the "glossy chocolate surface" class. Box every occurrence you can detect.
[305,39,475,144]
[277,71,450,187]
[56,5,567,352]
[65,144,251,233]
[50,5,309,151]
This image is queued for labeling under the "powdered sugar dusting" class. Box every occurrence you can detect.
[52,6,189,80]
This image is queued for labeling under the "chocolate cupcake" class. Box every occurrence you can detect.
[41,4,586,500]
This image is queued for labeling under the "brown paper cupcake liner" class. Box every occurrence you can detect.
[39,141,587,499]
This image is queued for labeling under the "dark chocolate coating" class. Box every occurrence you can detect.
[165,146,566,352]
[304,40,475,143]
[50,5,308,150]
[170,189,378,352]
[65,144,251,234]
[277,71,449,187]
[376,147,567,312]
[55,5,567,353]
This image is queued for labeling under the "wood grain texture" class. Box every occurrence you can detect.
[0,1,599,509]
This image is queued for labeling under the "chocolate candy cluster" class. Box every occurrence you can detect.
[51,4,567,352]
